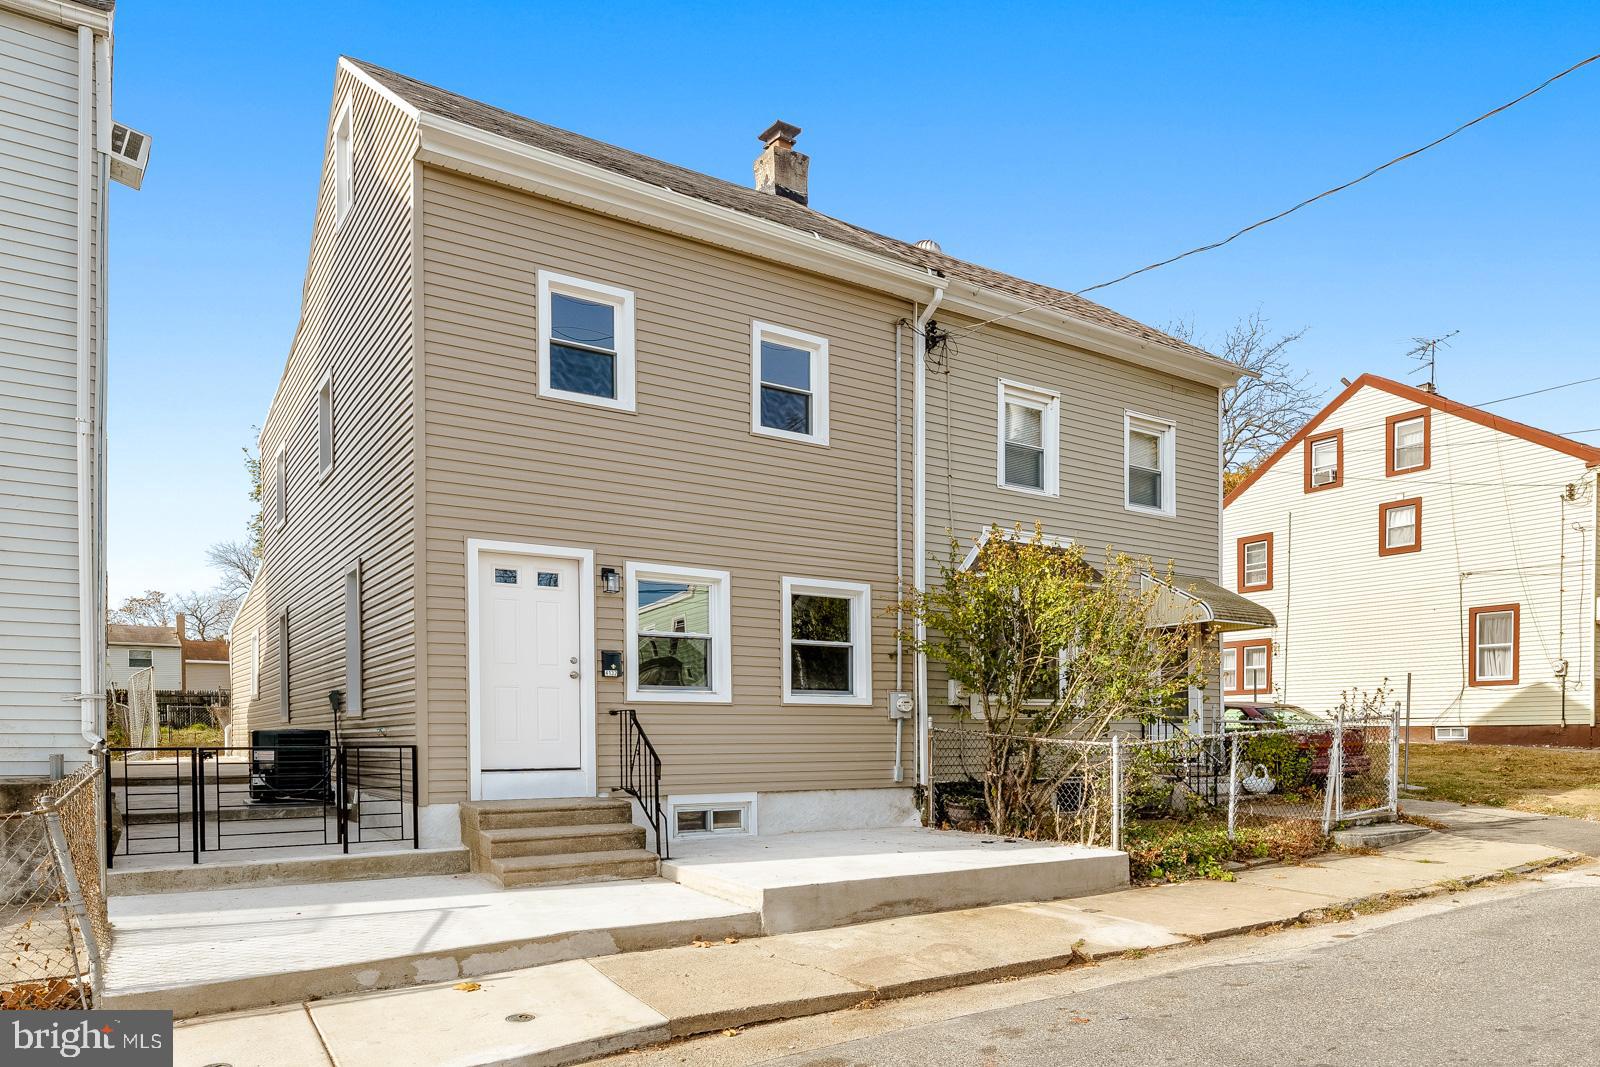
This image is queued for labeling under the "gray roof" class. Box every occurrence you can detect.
[1164,574,1277,630]
[346,58,1223,367]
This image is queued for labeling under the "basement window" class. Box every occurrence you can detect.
[670,794,755,838]
[1434,726,1469,742]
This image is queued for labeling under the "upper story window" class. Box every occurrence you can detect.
[751,322,829,445]
[274,441,288,530]
[1469,604,1519,686]
[537,271,636,412]
[626,563,731,702]
[128,649,152,669]
[1379,497,1421,556]
[1304,429,1343,492]
[317,372,334,480]
[1236,533,1273,592]
[333,98,353,229]
[782,578,871,705]
[997,380,1060,496]
[1387,408,1431,476]
[1124,411,1176,515]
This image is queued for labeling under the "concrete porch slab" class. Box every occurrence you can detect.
[105,873,759,1018]
[107,845,469,895]
[661,827,1128,934]
[308,959,669,1067]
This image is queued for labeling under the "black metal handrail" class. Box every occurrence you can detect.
[609,708,668,860]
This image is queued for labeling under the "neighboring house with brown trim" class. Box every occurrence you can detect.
[230,57,1251,849]
[179,634,230,692]
[1223,373,1600,746]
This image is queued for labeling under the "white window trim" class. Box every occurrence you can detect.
[277,608,290,720]
[1221,646,1237,693]
[996,379,1060,497]
[1123,410,1177,517]
[274,440,287,530]
[781,577,872,706]
[344,562,363,717]
[1384,503,1418,549]
[333,96,353,230]
[1434,726,1469,742]
[250,626,262,698]
[536,270,637,412]
[1392,416,1426,471]
[625,561,732,703]
[1473,610,1515,682]
[668,792,757,840]
[750,321,829,446]
[1242,541,1269,587]
[1241,645,1269,693]
[316,370,335,482]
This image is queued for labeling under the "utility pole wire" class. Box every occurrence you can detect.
[1476,373,1600,408]
[953,51,1600,337]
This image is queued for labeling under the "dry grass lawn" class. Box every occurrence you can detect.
[1404,743,1600,820]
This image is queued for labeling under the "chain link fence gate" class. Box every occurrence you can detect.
[1,757,110,1008]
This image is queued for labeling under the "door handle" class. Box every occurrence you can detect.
[569,670,580,679]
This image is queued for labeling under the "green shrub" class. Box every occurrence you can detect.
[1241,733,1313,793]
[1124,817,1328,883]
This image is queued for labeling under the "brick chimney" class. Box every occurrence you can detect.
[174,612,187,641]
[754,121,808,206]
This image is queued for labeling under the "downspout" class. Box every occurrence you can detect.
[913,287,945,788]
[74,26,105,748]
[893,321,904,783]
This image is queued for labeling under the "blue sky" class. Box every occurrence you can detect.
[105,2,1600,603]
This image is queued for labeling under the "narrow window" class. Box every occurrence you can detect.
[275,441,288,529]
[1387,409,1430,475]
[277,609,291,720]
[317,372,334,479]
[1304,430,1343,491]
[1220,647,1237,694]
[333,98,353,228]
[751,322,829,445]
[344,563,363,716]
[1237,533,1273,592]
[1469,605,1519,686]
[997,380,1059,495]
[537,271,636,411]
[626,563,731,702]
[1379,498,1422,556]
[251,626,262,698]
[782,578,871,704]
[1125,412,1175,514]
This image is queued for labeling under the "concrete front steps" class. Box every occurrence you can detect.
[460,798,659,887]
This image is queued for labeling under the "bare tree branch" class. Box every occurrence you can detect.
[205,538,258,600]
[109,590,172,628]
[171,588,240,640]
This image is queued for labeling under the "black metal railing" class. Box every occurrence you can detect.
[609,708,667,860]
[104,743,418,866]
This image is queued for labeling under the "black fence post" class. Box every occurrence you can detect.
[102,752,114,870]
[192,748,202,864]
[410,746,419,849]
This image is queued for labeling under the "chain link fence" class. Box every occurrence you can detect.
[1,758,110,1009]
[930,708,1401,851]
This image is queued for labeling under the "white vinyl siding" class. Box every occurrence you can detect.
[751,321,828,445]
[0,8,107,774]
[536,270,636,411]
[997,380,1059,495]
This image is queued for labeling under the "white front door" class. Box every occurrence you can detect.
[478,552,582,771]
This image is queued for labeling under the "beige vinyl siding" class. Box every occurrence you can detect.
[1222,383,1598,729]
[229,69,420,754]
[923,313,1225,731]
[0,7,104,774]
[183,660,230,693]
[419,167,909,802]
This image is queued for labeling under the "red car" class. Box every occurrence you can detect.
[1224,702,1372,777]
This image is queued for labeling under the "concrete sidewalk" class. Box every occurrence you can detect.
[173,831,1575,1067]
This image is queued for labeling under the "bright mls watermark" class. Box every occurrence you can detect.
[6,1012,172,1065]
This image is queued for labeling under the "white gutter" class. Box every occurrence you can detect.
[73,25,104,747]
[912,287,944,787]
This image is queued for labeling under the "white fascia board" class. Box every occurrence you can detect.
[337,57,421,120]
[413,114,1248,391]
[0,0,112,32]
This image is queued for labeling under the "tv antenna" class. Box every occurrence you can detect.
[1405,330,1458,393]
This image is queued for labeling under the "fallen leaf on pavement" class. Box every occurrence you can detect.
[453,982,482,992]
[723,936,740,944]
[690,938,713,948]
[722,1028,743,1037]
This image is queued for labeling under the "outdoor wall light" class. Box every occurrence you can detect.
[600,567,622,594]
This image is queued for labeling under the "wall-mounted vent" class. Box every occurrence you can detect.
[110,122,152,190]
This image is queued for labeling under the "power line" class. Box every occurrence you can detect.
[1474,373,1600,408]
[953,51,1600,337]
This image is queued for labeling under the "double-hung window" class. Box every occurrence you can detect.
[1379,498,1422,556]
[1220,647,1237,694]
[128,649,152,669]
[1225,640,1271,696]
[1305,430,1343,491]
[752,322,828,445]
[782,578,871,704]
[537,271,636,411]
[626,563,731,702]
[997,380,1059,495]
[1469,605,1519,686]
[1124,412,1176,515]
[1237,533,1273,592]
[1387,409,1430,475]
